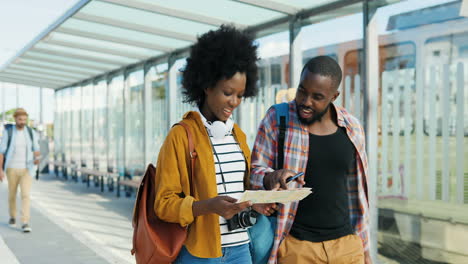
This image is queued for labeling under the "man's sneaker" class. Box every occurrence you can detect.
[22,224,32,233]
[8,218,15,227]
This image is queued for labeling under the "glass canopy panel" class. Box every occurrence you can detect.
[61,19,192,49]
[302,2,364,27]
[79,1,217,37]
[0,76,66,87]
[62,18,191,49]
[34,43,137,65]
[49,32,163,57]
[17,58,101,75]
[3,69,79,82]
[254,21,290,41]
[265,0,334,9]
[24,51,118,69]
[137,0,284,26]
[9,65,89,79]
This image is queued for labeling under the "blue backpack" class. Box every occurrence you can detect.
[2,124,34,170]
[249,103,289,264]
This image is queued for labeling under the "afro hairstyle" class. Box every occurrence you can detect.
[182,25,259,107]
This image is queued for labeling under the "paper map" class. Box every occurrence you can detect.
[237,188,312,204]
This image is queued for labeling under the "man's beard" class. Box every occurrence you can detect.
[296,103,331,125]
[16,124,25,129]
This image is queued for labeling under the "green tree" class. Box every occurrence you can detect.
[0,108,16,123]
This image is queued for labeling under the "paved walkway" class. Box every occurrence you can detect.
[0,171,414,264]
[0,173,135,264]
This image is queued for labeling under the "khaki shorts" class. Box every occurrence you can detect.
[278,234,364,264]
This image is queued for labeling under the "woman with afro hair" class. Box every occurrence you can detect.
[153,25,263,263]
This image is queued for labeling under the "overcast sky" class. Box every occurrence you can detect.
[0,0,79,68]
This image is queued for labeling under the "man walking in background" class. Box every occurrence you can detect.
[0,108,40,233]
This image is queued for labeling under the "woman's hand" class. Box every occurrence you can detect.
[252,203,277,216]
[193,196,252,219]
[364,251,372,264]
[209,196,252,219]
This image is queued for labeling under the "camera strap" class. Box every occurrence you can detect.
[211,139,228,193]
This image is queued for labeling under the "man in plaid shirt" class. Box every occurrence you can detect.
[251,56,371,264]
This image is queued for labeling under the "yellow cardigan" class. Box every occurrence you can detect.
[154,111,251,258]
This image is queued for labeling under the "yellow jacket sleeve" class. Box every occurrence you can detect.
[154,125,196,227]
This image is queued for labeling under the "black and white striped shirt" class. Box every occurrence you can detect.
[209,132,250,248]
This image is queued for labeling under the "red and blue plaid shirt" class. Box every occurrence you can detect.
[250,101,370,263]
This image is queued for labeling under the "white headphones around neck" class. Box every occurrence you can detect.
[197,109,235,140]
[208,119,234,140]
[203,118,234,140]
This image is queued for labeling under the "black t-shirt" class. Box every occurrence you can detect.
[290,127,356,242]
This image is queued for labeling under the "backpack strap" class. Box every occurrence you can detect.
[272,103,289,170]
[2,125,13,170]
[26,126,34,152]
[5,125,13,154]
[177,122,197,196]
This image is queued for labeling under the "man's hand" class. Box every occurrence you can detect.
[34,152,40,165]
[252,203,277,216]
[263,169,305,190]
[0,170,4,182]
[364,251,372,264]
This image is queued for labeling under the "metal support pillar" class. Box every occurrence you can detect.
[105,76,110,173]
[289,16,303,89]
[39,87,44,126]
[1,82,5,125]
[167,55,178,128]
[461,0,468,16]
[143,63,153,166]
[363,0,379,262]
[122,71,128,178]
[16,84,19,108]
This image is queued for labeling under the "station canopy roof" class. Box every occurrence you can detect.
[0,0,365,89]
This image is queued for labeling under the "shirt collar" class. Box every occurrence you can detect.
[331,103,346,127]
[195,107,211,129]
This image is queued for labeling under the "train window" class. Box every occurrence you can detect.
[344,50,361,76]
[258,65,267,88]
[271,64,282,85]
[424,31,468,136]
[302,53,338,65]
[425,32,468,64]
[344,42,416,75]
[382,43,416,71]
[459,45,468,58]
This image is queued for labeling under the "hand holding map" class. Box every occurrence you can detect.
[237,188,312,204]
